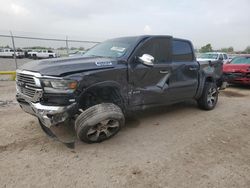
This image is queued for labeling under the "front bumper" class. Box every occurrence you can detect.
[223,72,250,85]
[17,93,76,128]
[230,78,250,85]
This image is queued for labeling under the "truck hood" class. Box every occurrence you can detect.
[223,64,250,73]
[19,56,117,76]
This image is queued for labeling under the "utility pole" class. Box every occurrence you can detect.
[66,36,69,56]
[10,31,18,69]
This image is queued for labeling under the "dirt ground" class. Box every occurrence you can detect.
[0,81,249,188]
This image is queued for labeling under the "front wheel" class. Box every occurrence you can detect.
[75,103,125,143]
[197,82,218,110]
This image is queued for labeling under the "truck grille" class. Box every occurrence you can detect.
[16,72,41,100]
[18,86,36,98]
[17,73,36,85]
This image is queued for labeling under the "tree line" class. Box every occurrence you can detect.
[199,44,250,54]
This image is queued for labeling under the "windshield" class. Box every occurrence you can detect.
[199,53,218,59]
[83,37,139,58]
[231,56,250,64]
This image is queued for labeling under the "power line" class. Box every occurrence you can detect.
[0,34,100,44]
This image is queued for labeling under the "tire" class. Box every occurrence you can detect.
[197,82,218,110]
[75,103,125,143]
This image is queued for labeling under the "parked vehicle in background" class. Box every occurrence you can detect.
[228,54,239,62]
[28,49,58,59]
[16,35,225,144]
[0,48,24,58]
[69,50,86,57]
[197,52,229,64]
[23,49,33,58]
[223,55,250,85]
[27,50,38,58]
[16,49,25,58]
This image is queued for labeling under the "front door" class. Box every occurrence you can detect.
[128,37,173,106]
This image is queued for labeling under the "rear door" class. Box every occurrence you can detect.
[8,49,13,57]
[167,39,199,100]
[42,50,47,58]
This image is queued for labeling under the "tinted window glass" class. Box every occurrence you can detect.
[136,38,171,63]
[173,40,193,61]
[223,54,228,59]
[231,57,250,64]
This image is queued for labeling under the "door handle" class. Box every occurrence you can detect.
[160,70,169,74]
[189,67,198,71]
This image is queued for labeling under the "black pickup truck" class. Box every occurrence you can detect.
[16,35,225,144]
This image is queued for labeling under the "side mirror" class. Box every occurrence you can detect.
[138,54,154,66]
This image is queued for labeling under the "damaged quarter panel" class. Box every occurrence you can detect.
[195,60,223,99]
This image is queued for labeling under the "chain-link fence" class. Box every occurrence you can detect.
[0,31,99,72]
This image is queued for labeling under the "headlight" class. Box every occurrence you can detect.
[41,79,78,93]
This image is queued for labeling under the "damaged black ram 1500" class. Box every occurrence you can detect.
[16,35,225,144]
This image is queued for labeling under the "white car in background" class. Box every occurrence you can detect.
[28,49,58,59]
[197,52,229,64]
[0,48,24,58]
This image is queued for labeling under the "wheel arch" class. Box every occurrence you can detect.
[77,81,127,111]
[195,75,216,99]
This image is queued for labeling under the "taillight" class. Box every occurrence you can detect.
[247,67,250,72]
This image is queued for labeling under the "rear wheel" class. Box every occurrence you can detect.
[75,103,125,143]
[197,82,218,110]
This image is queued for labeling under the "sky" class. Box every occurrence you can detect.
[0,0,249,50]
